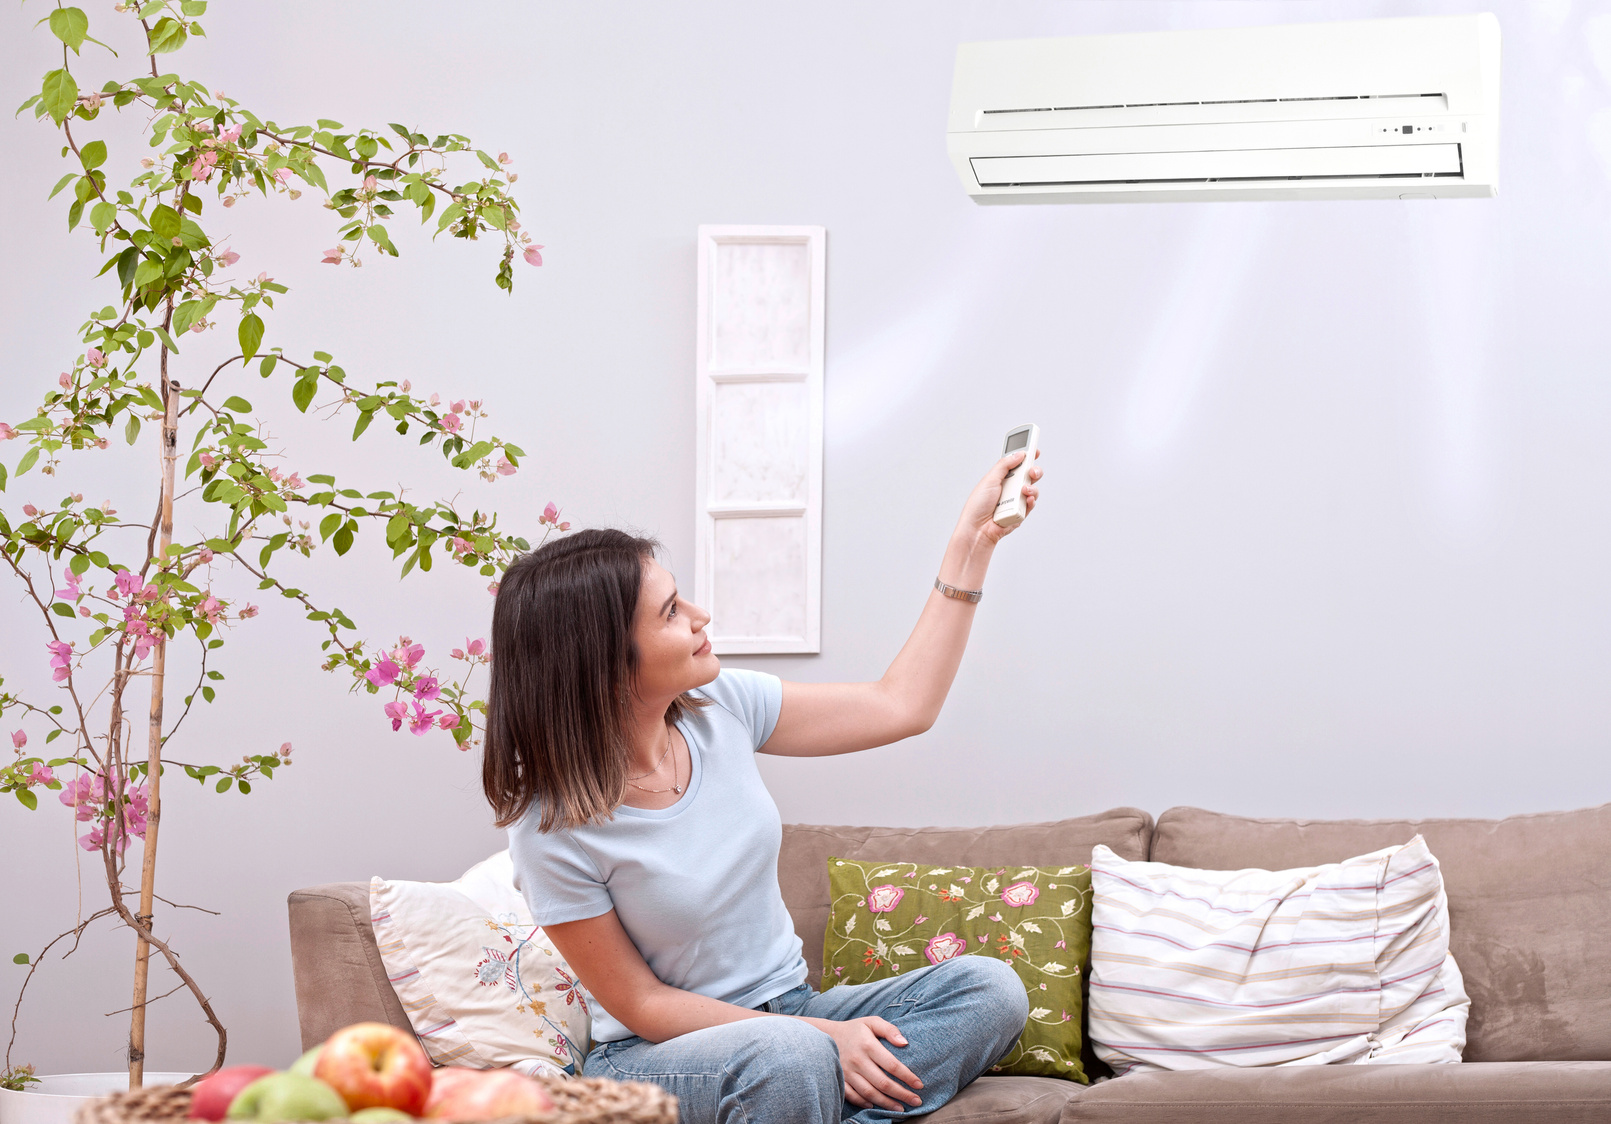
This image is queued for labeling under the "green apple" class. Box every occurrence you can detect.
[351,1110,414,1124]
[227,1073,347,1123]
[288,1045,323,1079]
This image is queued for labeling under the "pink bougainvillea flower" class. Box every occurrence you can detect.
[466,637,486,657]
[197,595,223,625]
[238,603,259,619]
[383,699,410,732]
[523,245,544,267]
[131,634,155,661]
[392,640,425,668]
[542,502,560,524]
[408,700,442,736]
[366,659,400,687]
[218,247,240,267]
[362,174,377,192]
[498,152,511,164]
[189,319,207,334]
[450,647,463,660]
[140,583,160,602]
[451,399,466,414]
[256,271,272,284]
[194,119,215,133]
[866,885,905,913]
[495,456,516,477]
[441,412,462,434]
[198,451,217,470]
[273,168,292,184]
[321,247,343,265]
[218,124,242,143]
[283,473,304,490]
[438,713,460,731]
[449,536,472,556]
[21,504,38,517]
[198,546,214,563]
[0,422,16,441]
[47,639,73,681]
[924,932,967,965]
[191,161,213,183]
[27,763,53,786]
[1000,882,1040,908]
[59,372,73,389]
[78,827,105,852]
[113,570,142,599]
[412,676,441,702]
[10,730,25,750]
[56,572,82,601]
[487,581,500,596]
[86,348,106,368]
[266,467,283,483]
[83,91,103,110]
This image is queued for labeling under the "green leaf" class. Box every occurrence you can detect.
[49,7,89,52]
[171,299,205,335]
[16,448,40,476]
[12,953,28,965]
[222,395,252,412]
[202,685,216,703]
[40,69,79,125]
[151,324,181,354]
[89,200,116,234]
[51,602,75,618]
[79,138,106,170]
[148,203,181,240]
[318,512,342,541]
[125,413,141,445]
[69,553,90,575]
[215,774,231,792]
[48,172,77,200]
[259,354,277,379]
[237,312,263,358]
[291,374,317,413]
[14,789,37,811]
[332,522,354,555]
[238,779,251,794]
[147,17,187,54]
[352,410,375,439]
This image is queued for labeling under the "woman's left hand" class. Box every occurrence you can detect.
[958,449,1043,545]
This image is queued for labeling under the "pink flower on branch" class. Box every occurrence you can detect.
[198,452,218,470]
[321,247,344,265]
[27,763,53,786]
[217,247,240,267]
[59,372,73,390]
[438,713,459,731]
[523,245,543,267]
[412,677,441,702]
[273,168,291,185]
[47,640,73,682]
[0,422,16,441]
[86,349,106,368]
[495,456,516,477]
[408,700,441,736]
[10,730,25,749]
[238,604,259,619]
[441,413,462,434]
[218,124,242,143]
[451,400,466,414]
[366,659,400,687]
[449,537,472,556]
[392,640,424,668]
[113,570,142,599]
[383,700,409,732]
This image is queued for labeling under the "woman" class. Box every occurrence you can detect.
[487,448,1043,1122]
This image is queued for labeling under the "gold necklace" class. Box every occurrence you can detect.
[626,726,683,795]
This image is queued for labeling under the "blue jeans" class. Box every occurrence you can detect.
[582,957,1029,1123]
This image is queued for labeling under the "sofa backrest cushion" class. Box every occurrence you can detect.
[1149,803,1611,1063]
[778,808,1154,987]
[288,883,413,1050]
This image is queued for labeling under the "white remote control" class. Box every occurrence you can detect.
[992,423,1039,528]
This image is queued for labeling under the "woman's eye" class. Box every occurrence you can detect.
[668,602,678,619]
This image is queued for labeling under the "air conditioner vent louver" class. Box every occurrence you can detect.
[948,15,1499,203]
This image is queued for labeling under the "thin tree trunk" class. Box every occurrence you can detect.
[129,376,179,1089]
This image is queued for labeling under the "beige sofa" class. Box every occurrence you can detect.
[288,803,1611,1122]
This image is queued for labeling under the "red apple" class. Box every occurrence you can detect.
[189,1066,276,1121]
[313,1022,433,1114]
[423,1068,554,1122]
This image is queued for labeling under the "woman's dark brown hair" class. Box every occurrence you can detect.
[482,528,704,833]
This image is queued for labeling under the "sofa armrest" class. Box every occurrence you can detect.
[287,882,412,1049]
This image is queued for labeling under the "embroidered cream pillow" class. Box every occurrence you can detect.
[370,851,590,1077]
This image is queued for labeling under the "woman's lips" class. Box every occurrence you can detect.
[694,636,711,657]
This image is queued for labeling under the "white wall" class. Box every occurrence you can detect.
[3,0,1609,1077]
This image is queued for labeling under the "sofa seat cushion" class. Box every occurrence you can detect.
[1062,1062,1611,1123]
[1150,803,1611,1063]
[924,1076,1082,1124]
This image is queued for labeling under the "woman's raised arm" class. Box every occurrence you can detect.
[760,449,1041,758]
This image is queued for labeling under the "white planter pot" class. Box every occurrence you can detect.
[0,1074,191,1124]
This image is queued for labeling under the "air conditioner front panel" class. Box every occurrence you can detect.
[970,143,1462,187]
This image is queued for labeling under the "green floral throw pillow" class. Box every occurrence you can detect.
[821,857,1094,1083]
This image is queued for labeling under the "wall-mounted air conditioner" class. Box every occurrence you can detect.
[948,14,1500,204]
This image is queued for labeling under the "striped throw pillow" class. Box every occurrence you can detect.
[1088,835,1468,1074]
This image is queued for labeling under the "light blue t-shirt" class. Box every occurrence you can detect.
[507,668,807,1043]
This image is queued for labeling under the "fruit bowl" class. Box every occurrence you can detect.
[72,1076,676,1124]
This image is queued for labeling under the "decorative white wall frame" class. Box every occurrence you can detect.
[694,225,825,654]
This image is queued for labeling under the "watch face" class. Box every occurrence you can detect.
[1005,430,1030,453]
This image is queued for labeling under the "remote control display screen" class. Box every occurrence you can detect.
[1004,430,1030,453]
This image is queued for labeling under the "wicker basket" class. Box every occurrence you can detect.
[73,1077,677,1124]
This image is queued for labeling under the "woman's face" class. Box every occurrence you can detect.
[632,557,720,704]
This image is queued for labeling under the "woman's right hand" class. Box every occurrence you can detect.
[801,1015,923,1110]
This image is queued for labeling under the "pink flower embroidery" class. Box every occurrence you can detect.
[1001,882,1039,908]
[866,885,904,913]
[925,932,967,965]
